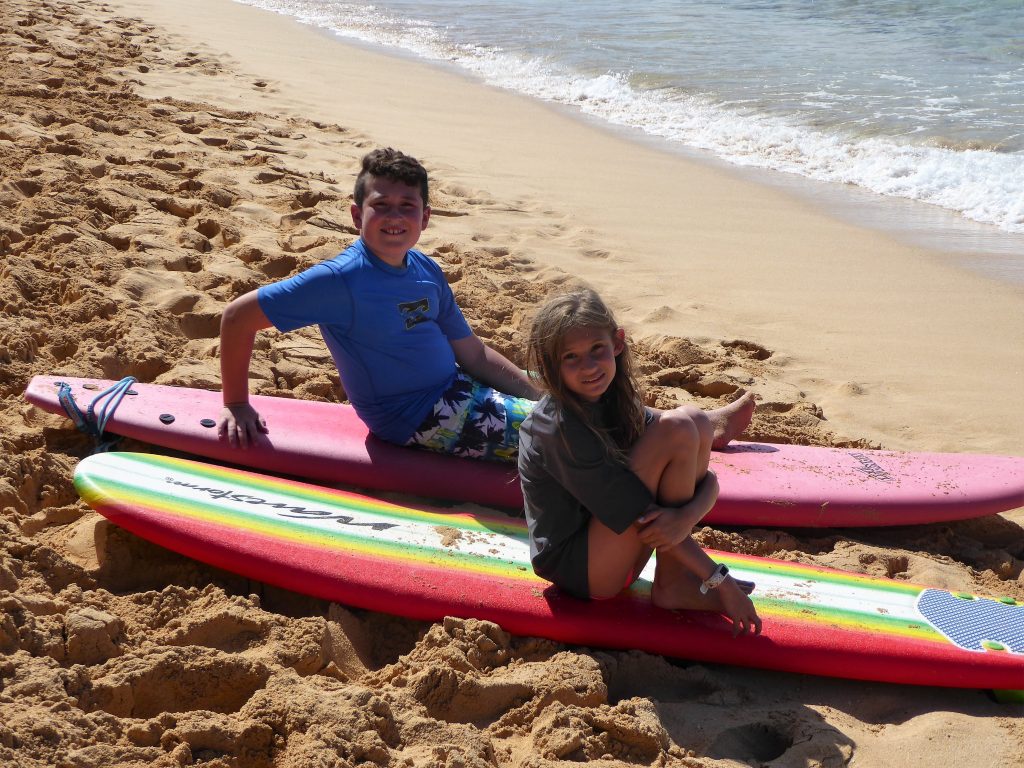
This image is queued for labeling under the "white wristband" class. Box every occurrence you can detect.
[700,563,729,594]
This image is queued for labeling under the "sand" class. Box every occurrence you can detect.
[1,0,1022,766]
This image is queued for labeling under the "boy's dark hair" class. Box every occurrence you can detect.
[354,148,429,207]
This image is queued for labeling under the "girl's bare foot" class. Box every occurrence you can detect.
[708,390,755,449]
[718,580,761,636]
[651,577,761,635]
[650,575,753,607]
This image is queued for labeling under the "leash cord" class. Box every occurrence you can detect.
[56,376,137,452]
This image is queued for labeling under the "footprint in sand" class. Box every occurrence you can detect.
[722,338,772,361]
[179,309,222,340]
[194,217,241,247]
[706,720,795,763]
[687,378,742,398]
[80,647,272,717]
[154,605,271,654]
[255,252,300,279]
[152,195,202,220]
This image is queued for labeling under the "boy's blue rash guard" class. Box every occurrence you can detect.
[257,239,473,444]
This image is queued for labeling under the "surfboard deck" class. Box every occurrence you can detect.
[31,375,1024,527]
[73,451,1024,690]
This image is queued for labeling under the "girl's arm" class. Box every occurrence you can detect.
[634,470,719,549]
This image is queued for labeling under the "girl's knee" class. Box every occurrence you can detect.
[688,407,714,447]
[660,407,712,450]
[588,569,634,600]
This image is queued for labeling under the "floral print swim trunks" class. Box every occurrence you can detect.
[406,371,534,463]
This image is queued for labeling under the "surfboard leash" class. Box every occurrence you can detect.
[56,376,137,453]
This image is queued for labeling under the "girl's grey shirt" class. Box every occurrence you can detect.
[517,394,654,583]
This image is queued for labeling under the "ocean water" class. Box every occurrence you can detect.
[234,0,1024,273]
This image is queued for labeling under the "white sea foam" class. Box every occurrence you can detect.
[235,0,1024,235]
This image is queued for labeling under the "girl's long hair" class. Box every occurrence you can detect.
[527,288,646,458]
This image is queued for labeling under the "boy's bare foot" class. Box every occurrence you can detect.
[708,390,755,449]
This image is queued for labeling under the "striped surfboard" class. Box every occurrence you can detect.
[73,452,1024,691]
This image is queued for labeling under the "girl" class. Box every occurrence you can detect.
[518,289,761,636]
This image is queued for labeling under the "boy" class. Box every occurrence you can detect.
[218,147,539,461]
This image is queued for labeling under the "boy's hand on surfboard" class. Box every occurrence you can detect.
[219,404,269,448]
[720,579,762,637]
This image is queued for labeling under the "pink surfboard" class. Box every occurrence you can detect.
[27,375,1024,527]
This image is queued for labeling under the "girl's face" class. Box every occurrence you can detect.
[557,326,625,402]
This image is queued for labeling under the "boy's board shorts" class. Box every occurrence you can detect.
[406,371,534,463]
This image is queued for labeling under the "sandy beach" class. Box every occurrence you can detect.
[1,0,1022,766]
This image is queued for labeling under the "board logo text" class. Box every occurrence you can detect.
[165,477,399,531]
[849,453,895,483]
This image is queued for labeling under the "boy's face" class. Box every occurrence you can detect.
[351,175,430,267]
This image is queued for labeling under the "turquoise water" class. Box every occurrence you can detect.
[235,0,1024,270]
